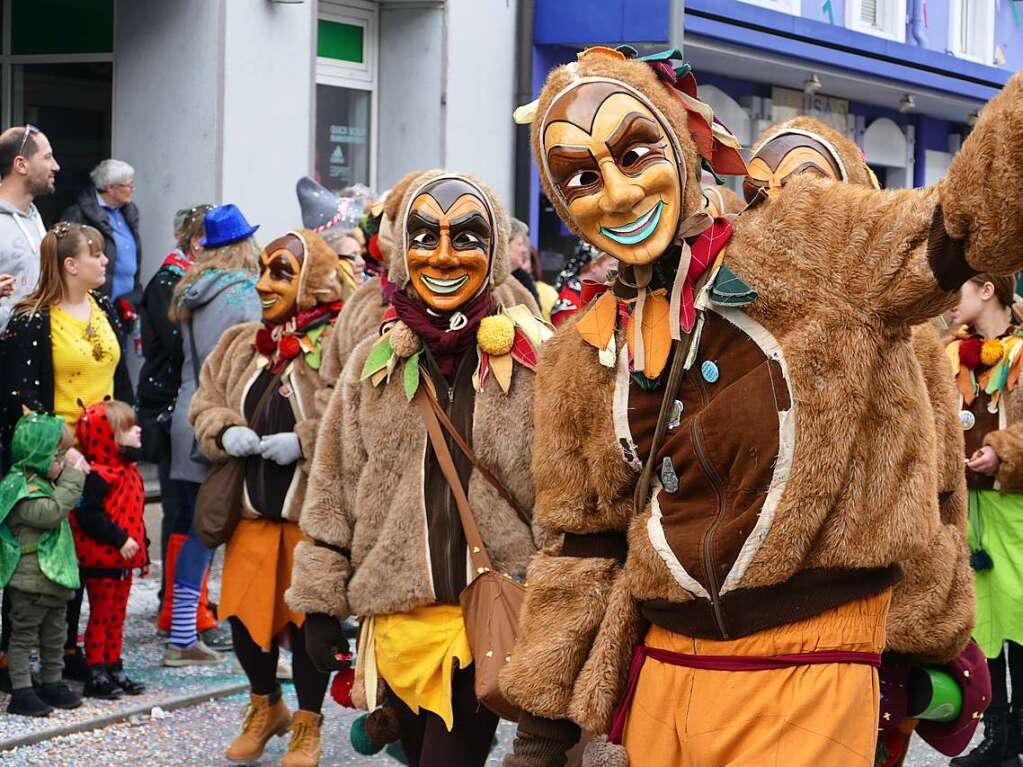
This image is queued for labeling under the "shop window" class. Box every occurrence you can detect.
[737,0,801,14]
[317,0,377,191]
[948,0,995,65]
[846,0,907,43]
[11,0,113,55]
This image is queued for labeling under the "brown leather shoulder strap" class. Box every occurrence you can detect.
[414,387,494,574]
[421,383,532,528]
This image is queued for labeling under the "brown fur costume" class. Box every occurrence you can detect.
[189,229,345,523]
[501,49,1023,737]
[750,118,973,663]
[287,171,539,627]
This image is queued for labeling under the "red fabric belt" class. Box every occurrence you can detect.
[607,644,882,744]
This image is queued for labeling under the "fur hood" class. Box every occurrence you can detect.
[288,228,352,311]
[387,169,511,290]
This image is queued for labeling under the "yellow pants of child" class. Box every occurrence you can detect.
[622,591,890,767]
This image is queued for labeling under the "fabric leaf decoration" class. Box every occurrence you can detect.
[509,329,538,370]
[575,290,619,351]
[404,352,421,401]
[490,352,513,393]
[361,336,395,381]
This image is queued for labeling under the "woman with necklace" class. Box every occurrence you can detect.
[0,221,132,687]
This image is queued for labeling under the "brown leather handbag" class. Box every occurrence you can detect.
[414,385,527,721]
[194,369,285,549]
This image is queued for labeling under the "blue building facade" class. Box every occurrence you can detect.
[528,0,1023,258]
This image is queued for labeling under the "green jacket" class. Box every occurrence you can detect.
[0,412,82,594]
[5,468,84,599]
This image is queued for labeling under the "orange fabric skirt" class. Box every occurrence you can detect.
[219,517,306,651]
[622,590,891,767]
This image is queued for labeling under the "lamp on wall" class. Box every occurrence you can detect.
[898,94,916,113]
[803,73,822,95]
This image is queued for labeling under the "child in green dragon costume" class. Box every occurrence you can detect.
[0,409,88,716]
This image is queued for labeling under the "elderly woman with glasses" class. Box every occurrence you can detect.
[60,158,142,314]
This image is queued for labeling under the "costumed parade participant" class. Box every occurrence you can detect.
[500,46,1023,767]
[71,400,149,700]
[745,118,983,767]
[945,274,1023,767]
[547,240,614,328]
[314,171,541,394]
[190,229,350,767]
[0,411,85,717]
[288,170,547,767]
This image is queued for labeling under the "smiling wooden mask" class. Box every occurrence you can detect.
[403,176,495,312]
[540,78,685,266]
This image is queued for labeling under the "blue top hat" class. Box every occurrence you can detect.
[201,204,259,248]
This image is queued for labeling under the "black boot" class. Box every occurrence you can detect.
[7,687,53,717]
[107,661,145,695]
[951,706,1021,766]
[61,646,91,683]
[83,665,122,700]
[37,682,82,709]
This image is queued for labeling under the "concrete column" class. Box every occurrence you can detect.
[113,0,223,280]
[443,0,518,208]
[220,0,315,242]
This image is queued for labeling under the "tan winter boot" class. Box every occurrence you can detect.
[281,710,322,767]
[225,692,291,763]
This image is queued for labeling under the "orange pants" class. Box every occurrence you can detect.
[622,591,890,767]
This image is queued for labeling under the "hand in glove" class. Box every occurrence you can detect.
[305,612,351,673]
[221,426,262,457]
[260,432,302,465]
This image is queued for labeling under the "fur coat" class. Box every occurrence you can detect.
[501,52,1023,734]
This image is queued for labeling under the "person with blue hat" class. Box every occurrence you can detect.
[160,203,261,669]
[200,203,259,248]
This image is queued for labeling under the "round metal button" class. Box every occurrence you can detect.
[960,410,976,431]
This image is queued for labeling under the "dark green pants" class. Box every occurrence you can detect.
[7,588,67,690]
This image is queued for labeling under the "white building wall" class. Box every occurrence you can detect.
[377,4,445,190]
[113,0,222,281]
[220,0,315,246]
[443,0,518,208]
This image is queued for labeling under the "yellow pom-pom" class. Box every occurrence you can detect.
[982,338,1005,367]
[389,321,421,358]
[477,315,515,356]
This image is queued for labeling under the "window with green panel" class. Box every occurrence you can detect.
[12,0,113,55]
[318,20,364,63]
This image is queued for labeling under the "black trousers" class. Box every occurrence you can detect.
[989,640,1023,709]
[229,617,329,713]
[386,665,498,767]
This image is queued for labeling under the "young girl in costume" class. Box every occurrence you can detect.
[0,411,87,716]
[71,399,148,700]
[947,274,1023,767]
[289,170,546,767]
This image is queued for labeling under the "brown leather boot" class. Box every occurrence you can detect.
[225,692,291,763]
[281,710,322,767]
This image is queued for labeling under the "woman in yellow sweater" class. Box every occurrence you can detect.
[0,221,132,686]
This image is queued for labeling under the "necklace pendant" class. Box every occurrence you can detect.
[448,312,468,332]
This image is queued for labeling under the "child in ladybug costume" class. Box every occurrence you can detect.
[71,399,148,700]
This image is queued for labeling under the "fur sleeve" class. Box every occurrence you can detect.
[289,347,372,619]
[502,323,634,722]
[940,66,1023,279]
[189,325,250,463]
[984,424,1023,490]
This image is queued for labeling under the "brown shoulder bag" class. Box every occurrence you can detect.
[414,384,525,722]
